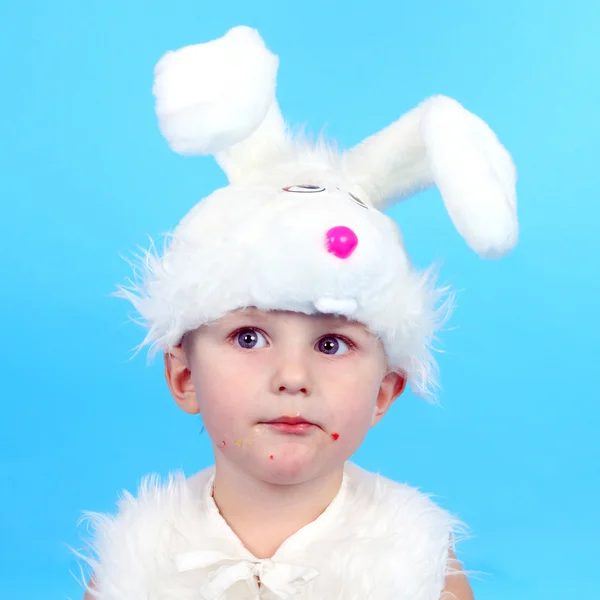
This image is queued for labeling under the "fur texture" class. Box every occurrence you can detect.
[345,96,518,257]
[153,26,279,155]
[116,147,450,399]
[116,26,518,399]
[76,463,470,600]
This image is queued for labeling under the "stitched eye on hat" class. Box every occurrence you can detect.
[282,185,325,193]
[349,192,368,209]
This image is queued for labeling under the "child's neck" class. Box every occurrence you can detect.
[211,460,344,559]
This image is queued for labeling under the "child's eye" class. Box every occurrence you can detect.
[316,335,351,355]
[234,328,268,349]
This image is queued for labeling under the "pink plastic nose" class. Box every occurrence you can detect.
[325,226,358,259]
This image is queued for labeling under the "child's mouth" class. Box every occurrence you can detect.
[260,416,317,435]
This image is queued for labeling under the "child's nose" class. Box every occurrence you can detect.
[325,226,358,259]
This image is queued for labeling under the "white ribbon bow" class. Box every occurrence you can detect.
[175,550,320,600]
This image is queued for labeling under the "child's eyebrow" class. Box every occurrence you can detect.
[312,318,374,340]
[314,315,363,328]
[217,309,269,326]
[227,308,269,320]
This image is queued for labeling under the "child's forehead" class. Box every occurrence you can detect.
[218,307,367,329]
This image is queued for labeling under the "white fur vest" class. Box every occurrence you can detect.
[79,462,464,599]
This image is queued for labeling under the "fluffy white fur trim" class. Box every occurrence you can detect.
[74,464,471,600]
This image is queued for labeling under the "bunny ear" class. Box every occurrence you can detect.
[153,26,290,183]
[344,96,518,258]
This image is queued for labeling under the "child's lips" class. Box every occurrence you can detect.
[265,422,316,434]
[259,417,319,435]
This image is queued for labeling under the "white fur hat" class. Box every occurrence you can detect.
[116,26,518,400]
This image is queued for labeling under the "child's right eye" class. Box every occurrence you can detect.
[233,328,268,349]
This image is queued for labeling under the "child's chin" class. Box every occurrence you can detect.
[255,445,327,484]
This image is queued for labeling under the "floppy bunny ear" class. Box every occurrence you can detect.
[344,96,518,258]
[152,26,289,183]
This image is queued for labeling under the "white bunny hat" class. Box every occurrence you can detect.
[116,26,518,400]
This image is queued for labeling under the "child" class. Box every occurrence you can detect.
[78,26,518,600]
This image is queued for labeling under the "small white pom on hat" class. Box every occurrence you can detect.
[153,26,279,155]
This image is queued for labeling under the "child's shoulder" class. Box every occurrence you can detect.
[113,466,213,520]
[343,462,465,539]
[80,468,214,555]
[345,460,441,503]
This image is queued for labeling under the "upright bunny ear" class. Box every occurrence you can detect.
[152,26,290,183]
[344,96,518,258]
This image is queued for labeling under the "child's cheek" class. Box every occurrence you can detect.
[331,411,373,452]
[197,402,243,449]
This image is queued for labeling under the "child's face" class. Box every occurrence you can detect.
[165,308,406,484]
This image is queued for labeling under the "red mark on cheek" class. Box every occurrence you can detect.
[220,441,226,448]
[331,432,340,441]
[269,455,274,460]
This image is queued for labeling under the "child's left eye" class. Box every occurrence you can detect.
[234,328,268,349]
[316,336,351,355]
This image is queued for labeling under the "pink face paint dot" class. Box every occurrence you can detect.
[331,432,340,441]
[220,441,226,448]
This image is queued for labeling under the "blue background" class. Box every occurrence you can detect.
[1,1,598,598]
